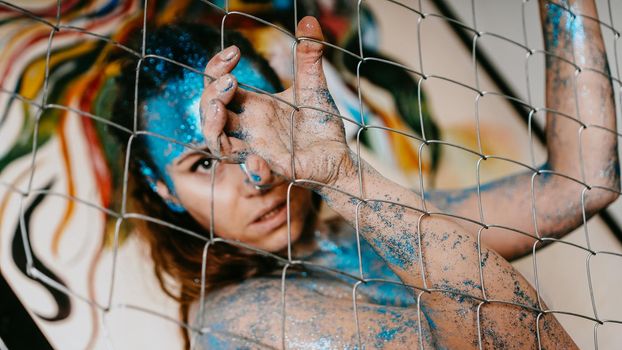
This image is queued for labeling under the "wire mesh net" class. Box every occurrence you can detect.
[1,0,622,349]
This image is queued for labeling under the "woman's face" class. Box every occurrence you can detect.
[167,155,313,252]
[141,54,313,252]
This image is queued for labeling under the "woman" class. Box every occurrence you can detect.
[111,0,618,348]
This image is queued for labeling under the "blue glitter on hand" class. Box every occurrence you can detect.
[250,173,262,183]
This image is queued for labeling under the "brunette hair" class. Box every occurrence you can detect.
[108,22,315,347]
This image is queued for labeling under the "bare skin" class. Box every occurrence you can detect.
[427,0,619,260]
[190,1,617,348]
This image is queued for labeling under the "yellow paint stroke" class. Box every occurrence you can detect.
[20,40,96,100]
[156,0,191,26]
[227,0,273,13]
[386,115,423,173]
[0,23,49,86]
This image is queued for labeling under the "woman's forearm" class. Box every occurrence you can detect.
[541,0,618,186]
[316,154,577,348]
[427,0,619,259]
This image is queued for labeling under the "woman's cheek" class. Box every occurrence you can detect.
[212,192,243,234]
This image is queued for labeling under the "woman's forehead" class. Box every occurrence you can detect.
[141,56,279,169]
[142,70,205,172]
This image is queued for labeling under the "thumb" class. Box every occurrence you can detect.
[295,16,327,94]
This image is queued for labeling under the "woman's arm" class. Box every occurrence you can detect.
[428,0,619,260]
[200,16,579,349]
[318,152,576,348]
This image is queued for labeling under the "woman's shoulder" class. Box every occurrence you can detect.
[189,273,433,349]
[188,277,283,349]
[203,276,284,311]
[189,274,348,349]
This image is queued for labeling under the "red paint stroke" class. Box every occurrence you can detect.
[79,73,112,208]
[0,0,81,18]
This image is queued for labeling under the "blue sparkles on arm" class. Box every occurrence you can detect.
[423,1,618,261]
[424,163,558,260]
[314,147,577,348]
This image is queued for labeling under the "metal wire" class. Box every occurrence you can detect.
[0,0,621,348]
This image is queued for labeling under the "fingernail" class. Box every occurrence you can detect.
[250,172,262,183]
[220,46,238,61]
[216,75,233,92]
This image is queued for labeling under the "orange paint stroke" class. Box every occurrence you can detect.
[48,60,102,257]
[50,110,74,256]
[365,98,426,174]
[84,231,104,350]
[157,0,191,26]
[2,2,141,347]
[32,40,98,257]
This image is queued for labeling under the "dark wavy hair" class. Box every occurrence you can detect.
[108,22,318,348]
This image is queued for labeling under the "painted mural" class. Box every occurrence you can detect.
[2,0,618,349]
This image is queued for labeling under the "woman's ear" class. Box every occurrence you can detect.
[155,180,185,212]
[139,161,185,212]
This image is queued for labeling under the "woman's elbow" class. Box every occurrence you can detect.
[585,184,620,214]
[585,157,620,212]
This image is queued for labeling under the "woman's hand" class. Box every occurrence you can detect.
[200,16,352,188]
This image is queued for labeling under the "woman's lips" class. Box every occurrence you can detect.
[249,202,288,233]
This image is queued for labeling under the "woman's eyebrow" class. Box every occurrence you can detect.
[175,147,211,165]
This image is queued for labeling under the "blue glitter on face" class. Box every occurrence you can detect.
[232,57,278,94]
[141,52,278,207]
[139,161,160,193]
[142,69,206,193]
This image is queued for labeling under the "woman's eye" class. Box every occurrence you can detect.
[190,157,213,173]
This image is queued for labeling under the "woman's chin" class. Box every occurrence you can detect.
[249,224,303,253]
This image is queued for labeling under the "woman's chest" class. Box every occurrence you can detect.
[302,230,417,308]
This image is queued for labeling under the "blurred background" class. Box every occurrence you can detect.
[1,0,621,348]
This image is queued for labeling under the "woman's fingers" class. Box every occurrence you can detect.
[200,45,250,157]
[202,46,241,118]
[202,98,231,156]
[203,73,239,106]
[203,45,240,86]
[295,16,327,92]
